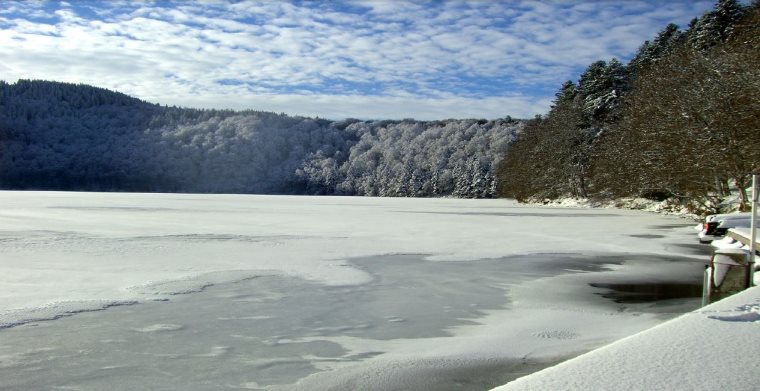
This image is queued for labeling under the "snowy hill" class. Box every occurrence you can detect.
[0,80,522,197]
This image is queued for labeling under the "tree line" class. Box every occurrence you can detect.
[497,0,760,214]
[0,80,521,197]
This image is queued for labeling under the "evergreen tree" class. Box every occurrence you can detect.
[687,0,745,51]
[577,59,629,123]
[629,23,683,73]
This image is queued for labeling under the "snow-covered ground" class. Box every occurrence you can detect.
[530,196,702,219]
[0,191,711,389]
[493,284,760,390]
[492,217,760,391]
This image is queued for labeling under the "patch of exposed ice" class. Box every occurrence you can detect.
[195,345,232,357]
[132,323,185,333]
[385,316,406,323]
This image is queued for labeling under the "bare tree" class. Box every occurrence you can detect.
[594,2,759,212]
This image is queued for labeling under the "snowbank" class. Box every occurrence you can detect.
[531,197,701,220]
[492,285,760,390]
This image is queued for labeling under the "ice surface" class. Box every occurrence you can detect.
[0,254,704,390]
[0,191,711,389]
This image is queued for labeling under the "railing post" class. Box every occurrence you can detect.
[702,264,711,306]
[749,174,758,286]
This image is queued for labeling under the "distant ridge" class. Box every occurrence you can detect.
[0,79,523,197]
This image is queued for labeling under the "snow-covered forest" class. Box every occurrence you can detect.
[497,0,760,214]
[0,80,521,197]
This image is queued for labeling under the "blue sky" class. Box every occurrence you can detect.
[0,0,715,120]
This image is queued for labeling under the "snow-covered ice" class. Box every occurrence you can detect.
[0,191,711,389]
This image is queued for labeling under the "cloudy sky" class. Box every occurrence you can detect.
[1,0,715,120]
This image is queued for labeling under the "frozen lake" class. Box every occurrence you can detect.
[0,192,708,390]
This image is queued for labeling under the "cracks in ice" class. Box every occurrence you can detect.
[0,300,139,330]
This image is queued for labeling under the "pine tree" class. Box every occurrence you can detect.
[630,23,683,73]
[687,0,745,51]
[577,59,629,123]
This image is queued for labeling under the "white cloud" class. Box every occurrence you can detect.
[0,0,715,119]
[169,91,550,121]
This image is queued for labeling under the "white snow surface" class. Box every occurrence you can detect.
[0,191,711,388]
[492,285,760,391]
[0,191,696,322]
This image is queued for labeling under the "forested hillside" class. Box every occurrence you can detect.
[0,80,521,197]
[497,0,760,214]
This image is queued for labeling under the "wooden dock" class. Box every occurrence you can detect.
[727,228,760,252]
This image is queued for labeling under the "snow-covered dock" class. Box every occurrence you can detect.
[493,276,760,390]
[727,227,760,253]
